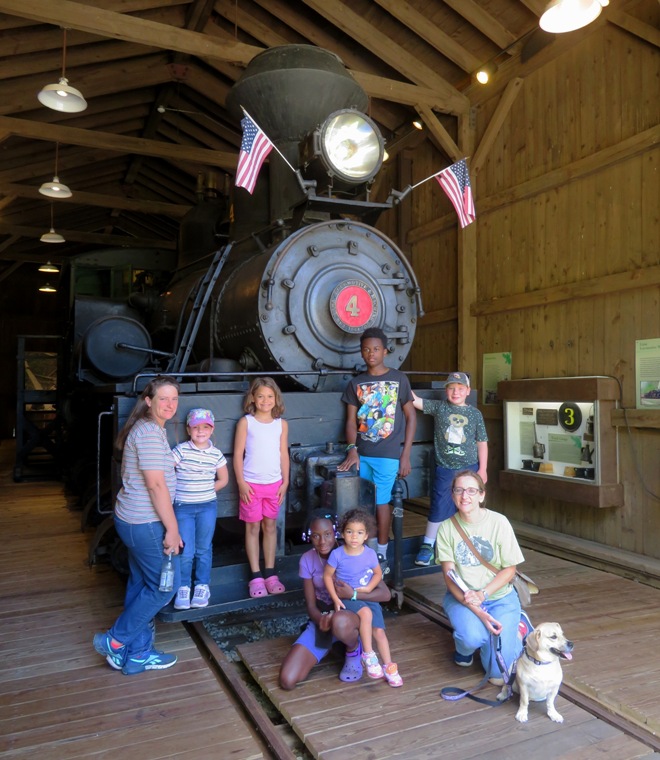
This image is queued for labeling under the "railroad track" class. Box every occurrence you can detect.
[186,596,660,759]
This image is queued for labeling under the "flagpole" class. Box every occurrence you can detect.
[240,106,298,176]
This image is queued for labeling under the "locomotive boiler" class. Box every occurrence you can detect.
[64,45,442,612]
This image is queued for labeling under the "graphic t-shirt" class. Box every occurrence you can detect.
[435,510,525,601]
[422,398,488,468]
[342,368,413,459]
[327,545,379,588]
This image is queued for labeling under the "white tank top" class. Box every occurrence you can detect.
[242,415,283,484]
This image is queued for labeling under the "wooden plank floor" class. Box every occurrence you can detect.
[239,519,660,759]
[0,441,266,760]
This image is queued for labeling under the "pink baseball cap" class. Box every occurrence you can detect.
[186,408,215,428]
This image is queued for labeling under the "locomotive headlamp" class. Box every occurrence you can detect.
[301,109,384,192]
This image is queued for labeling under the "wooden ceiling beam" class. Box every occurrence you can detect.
[300,0,468,112]
[0,115,237,171]
[608,11,660,48]
[0,222,176,248]
[0,0,465,119]
[441,0,518,49]
[373,0,481,73]
[1,53,172,116]
[414,104,461,161]
[471,77,524,175]
[0,0,262,65]
[0,183,191,217]
[351,71,465,114]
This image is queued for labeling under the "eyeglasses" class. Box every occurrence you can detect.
[452,487,482,496]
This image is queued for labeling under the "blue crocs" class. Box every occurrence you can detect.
[339,641,363,682]
[122,649,178,676]
[93,632,126,670]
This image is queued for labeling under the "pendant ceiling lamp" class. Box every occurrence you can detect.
[38,28,87,113]
[39,282,57,293]
[540,0,609,33]
[40,203,66,243]
[39,142,72,199]
[38,261,60,273]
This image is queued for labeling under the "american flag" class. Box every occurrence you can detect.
[435,159,476,228]
[235,114,273,194]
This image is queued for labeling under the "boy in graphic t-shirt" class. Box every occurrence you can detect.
[338,328,416,574]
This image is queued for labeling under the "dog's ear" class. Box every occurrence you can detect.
[530,628,543,646]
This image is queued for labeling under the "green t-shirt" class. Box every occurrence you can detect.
[422,398,487,468]
[435,509,525,600]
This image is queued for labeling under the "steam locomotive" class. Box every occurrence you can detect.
[63,46,445,615]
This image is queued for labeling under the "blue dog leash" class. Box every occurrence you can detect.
[441,634,516,706]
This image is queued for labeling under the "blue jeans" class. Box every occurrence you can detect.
[111,517,180,657]
[174,499,217,587]
[443,587,522,678]
[429,462,478,522]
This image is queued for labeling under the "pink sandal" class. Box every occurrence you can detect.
[264,575,286,594]
[248,578,268,598]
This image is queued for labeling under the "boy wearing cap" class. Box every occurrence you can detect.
[411,372,488,566]
[171,408,229,609]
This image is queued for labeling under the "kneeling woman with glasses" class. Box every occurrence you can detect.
[436,470,529,685]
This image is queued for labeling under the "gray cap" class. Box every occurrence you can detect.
[445,372,470,387]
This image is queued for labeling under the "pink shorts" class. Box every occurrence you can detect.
[239,480,282,522]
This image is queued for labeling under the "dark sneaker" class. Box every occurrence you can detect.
[454,651,474,667]
[518,610,534,643]
[93,631,126,670]
[190,584,210,608]
[415,542,434,566]
[122,649,177,676]
[377,553,390,577]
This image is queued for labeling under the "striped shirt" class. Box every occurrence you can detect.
[115,418,176,524]
[172,440,227,504]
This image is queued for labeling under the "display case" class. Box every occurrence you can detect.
[498,377,623,508]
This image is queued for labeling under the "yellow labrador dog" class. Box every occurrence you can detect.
[498,622,573,723]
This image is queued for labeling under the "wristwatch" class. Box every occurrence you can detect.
[481,588,489,600]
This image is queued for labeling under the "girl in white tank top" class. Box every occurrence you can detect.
[233,377,290,598]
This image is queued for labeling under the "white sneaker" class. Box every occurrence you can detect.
[190,584,210,608]
[174,586,191,610]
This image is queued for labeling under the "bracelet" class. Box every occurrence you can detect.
[345,443,357,452]
[351,588,358,601]
[482,588,489,600]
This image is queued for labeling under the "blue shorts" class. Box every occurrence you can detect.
[429,463,478,522]
[294,620,338,663]
[359,456,399,506]
[342,599,385,629]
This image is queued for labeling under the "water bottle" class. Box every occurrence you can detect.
[158,551,174,592]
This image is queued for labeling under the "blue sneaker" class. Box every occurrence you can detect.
[122,648,178,676]
[415,542,434,567]
[93,632,126,670]
[519,610,534,643]
[377,553,390,577]
[454,651,474,667]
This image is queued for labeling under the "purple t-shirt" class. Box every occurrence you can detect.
[327,545,379,588]
[299,549,333,606]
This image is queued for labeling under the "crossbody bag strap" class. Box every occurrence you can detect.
[450,515,498,575]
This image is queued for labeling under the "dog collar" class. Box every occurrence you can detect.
[523,647,553,666]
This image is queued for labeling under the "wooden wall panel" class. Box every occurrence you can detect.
[409,12,660,559]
